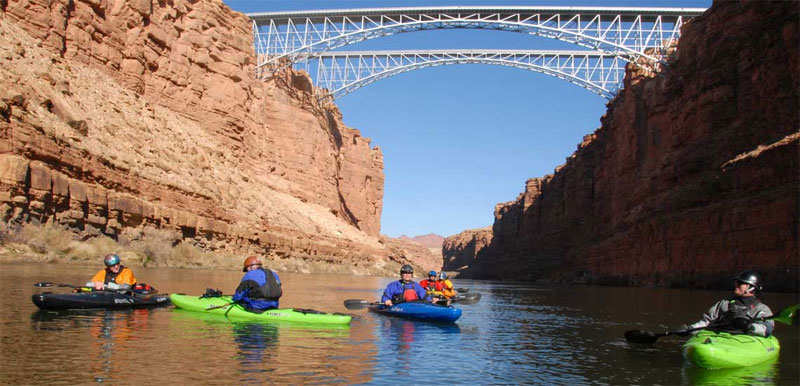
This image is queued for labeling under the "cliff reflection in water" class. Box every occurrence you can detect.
[3,263,798,384]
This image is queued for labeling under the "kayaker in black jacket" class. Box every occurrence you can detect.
[685,271,774,337]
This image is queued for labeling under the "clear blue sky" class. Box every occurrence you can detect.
[223,0,711,238]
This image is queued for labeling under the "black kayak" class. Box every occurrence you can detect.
[32,291,171,310]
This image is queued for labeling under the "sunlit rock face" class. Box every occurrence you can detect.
[441,227,492,274]
[446,0,799,291]
[0,0,406,270]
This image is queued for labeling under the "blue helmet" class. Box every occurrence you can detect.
[104,254,120,267]
[438,272,447,280]
[428,271,437,277]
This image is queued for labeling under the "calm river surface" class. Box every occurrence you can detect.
[1,263,798,384]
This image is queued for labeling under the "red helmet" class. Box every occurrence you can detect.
[242,255,263,272]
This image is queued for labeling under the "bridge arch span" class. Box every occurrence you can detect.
[250,7,705,73]
[313,50,625,100]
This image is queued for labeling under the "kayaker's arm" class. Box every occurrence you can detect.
[413,282,432,302]
[105,282,132,291]
[687,300,726,331]
[381,281,399,305]
[748,305,775,337]
[234,279,259,300]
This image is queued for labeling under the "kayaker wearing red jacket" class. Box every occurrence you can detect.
[685,271,774,336]
[381,265,432,306]
[419,271,442,296]
[87,254,136,291]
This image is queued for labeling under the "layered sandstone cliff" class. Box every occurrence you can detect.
[0,0,415,271]
[445,0,799,291]
[442,227,492,272]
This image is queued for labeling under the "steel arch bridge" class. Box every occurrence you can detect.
[247,6,706,98]
[311,50,625,99]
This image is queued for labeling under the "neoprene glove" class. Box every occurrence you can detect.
[748,323,767,336]
[733,317,751,331]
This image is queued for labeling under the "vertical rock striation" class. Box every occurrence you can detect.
[0,0,391,266]
[446,0,799,291]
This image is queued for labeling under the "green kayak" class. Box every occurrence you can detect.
[169,294,351,326]
[683,330,780,369]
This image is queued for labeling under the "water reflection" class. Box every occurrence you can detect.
[167,309,369,383]
[3,263,799,384]
[233,323,279,381]
[30,308,156,383]
[683,358,778,386]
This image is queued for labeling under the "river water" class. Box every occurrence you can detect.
[1,263,797,384]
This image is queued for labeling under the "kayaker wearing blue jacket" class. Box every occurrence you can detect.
[232,256,282,312]
[685,271,774,337]
[381,264,433,306]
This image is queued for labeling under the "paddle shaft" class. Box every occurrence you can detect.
[206,301,236,311]
[34,281,132,294]
[626,304,798,343]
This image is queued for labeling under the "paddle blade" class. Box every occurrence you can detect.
[456,288,469,293]
[773,304,799,326]
[624,330,660,344]
[33,282,55,288]
[343,299,372,310]
[455,292,481,305]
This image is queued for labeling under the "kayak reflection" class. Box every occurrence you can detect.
[683,357,778,386]
[168,309,367,382]
[375,317,462,377]
[379,317,461,352]
[31,308,155,382]
[233,322,279,381]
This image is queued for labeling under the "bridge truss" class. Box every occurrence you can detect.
[248,6,706,99]
[308,50,625,99]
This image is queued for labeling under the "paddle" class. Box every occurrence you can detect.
[34,281,120,292]
[453,292,481,305]
[625,304,799,344]
[343,299,382,310]
[35,281,85,289]
[456,288,469,293]
[34,281,144,296]
[206,301,236,311]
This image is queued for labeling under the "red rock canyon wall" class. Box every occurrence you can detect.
[0,0,401,267]
[444,0,799,291]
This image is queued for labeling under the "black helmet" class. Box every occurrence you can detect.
[733,270,763,291]
[400,264,414,274]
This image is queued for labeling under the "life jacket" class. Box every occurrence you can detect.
[721,296,762,331]
[91,266,136,285]
[391,281,420,304]
[236,268,282,301]
[419,279,444,296]
[104,267,121,284]
[440,279,456,298]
